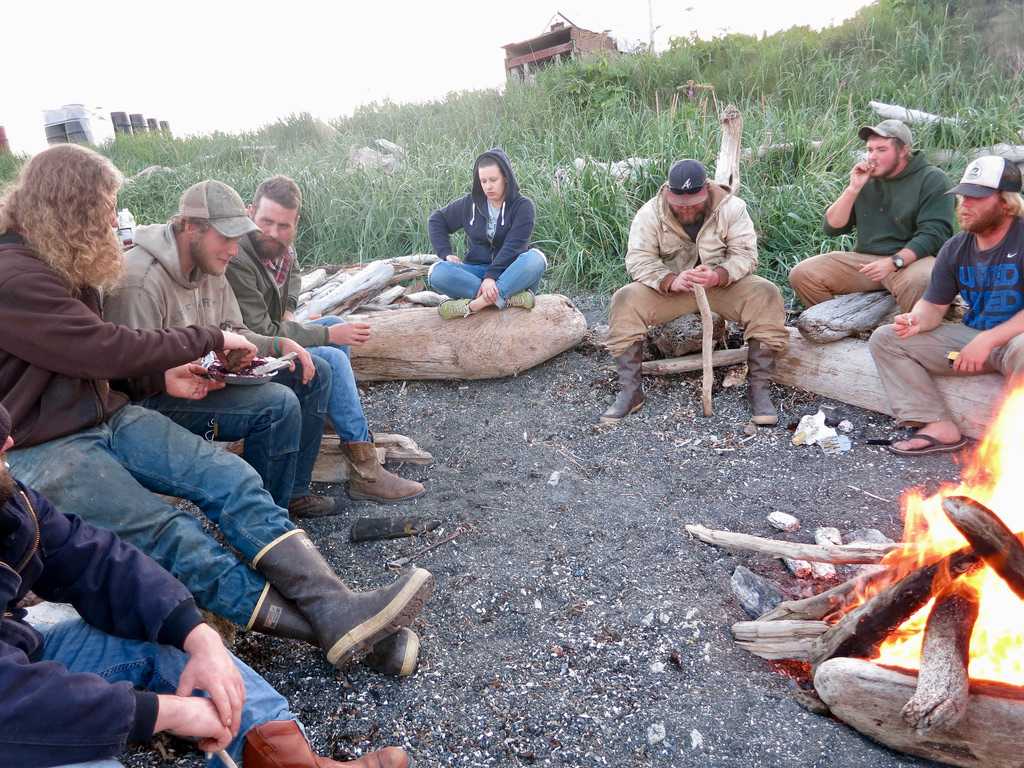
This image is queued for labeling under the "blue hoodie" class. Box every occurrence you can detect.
[428,148,536,281]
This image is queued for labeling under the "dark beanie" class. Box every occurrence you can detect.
[0,405,10,447]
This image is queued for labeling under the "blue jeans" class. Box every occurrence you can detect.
[6,406,294,626]
[141,355,330,505]
[30,611,292,768]
[308,317,371,443]
[427,248,547,308]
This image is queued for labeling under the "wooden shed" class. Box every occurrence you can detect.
[503,13,618,81]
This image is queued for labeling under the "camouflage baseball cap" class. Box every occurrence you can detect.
[858,119,913,147]
[178,180,260,238]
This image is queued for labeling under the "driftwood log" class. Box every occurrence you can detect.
[349,294,587,381]
[758,566,896,622]
[901,579,980,735]
[868,100,961,127]
[642,347,747,376]
[296,261,394,321]
[694,286,714,416]
[816,657,1024,768]
[796,291,898,343]
[730,619,829,660]
[773,327,1004,439]
[943,495,1024,600]
[647,312,725,358]
[685,523,899,564]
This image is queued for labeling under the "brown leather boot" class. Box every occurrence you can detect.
[600,341,645,423]
[253,530,434,669]
[243,720,409,768]
[746,339,779,426]
[288,494,341,519]
[344,442,425,503]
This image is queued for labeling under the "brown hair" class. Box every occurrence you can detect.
[253,175,302,212]
[0,144,124,292]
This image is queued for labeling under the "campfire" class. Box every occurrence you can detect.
[687,386,1024,768]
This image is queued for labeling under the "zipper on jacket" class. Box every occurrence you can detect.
[13,490,40,573]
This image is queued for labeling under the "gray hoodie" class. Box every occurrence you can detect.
[105,223,274,359]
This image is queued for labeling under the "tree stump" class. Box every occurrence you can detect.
[647,313,725,358]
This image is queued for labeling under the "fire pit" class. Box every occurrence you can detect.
[688,389,1024,767]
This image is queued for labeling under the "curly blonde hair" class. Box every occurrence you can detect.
[0,144,124,292]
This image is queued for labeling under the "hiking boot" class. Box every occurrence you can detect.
[244,720,409,768]
[253,530,434,668]
[364,627,420,677]
[438,298,472,320]
[747,339,779,426]
[504,290,535,310]
[600,341,645,423]
[246,584,317,644]
[288,493,340,519]
[344,441,425,503]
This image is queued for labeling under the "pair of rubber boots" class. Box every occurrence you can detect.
[600,339,779,426]
[245,720,408,767]
[249,530,430,677]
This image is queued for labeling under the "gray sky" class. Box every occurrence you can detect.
[4,0,874,155]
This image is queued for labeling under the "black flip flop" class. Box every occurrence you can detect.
[886,432,970,457]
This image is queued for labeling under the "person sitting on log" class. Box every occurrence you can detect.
[0,405,409,768]
[0,145,433,675]
[224,175,426,506]
[789,119,954,314]
[869,156,1024,456]
[103,179,342,519]
[426,148,547,319]
[602,158,789,426]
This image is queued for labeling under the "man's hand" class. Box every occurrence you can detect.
[477,278,499,304]
[278,338,316,385]
[858,257,896,283]
[892,313,922,339]
[670,272,693,293]
[177,624,246,740]
[283,310,295,322]
[154,695,233,752]
[682,265,723,289]
[221,331,258,358]
[445,255,462,264]
[165,364,225,400]
[327,321,372,347]
[849,161,872,192]
[955,332,995,373]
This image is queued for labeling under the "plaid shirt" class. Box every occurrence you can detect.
[259,243,296,288]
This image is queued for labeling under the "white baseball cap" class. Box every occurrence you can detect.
[948,156,1023,198]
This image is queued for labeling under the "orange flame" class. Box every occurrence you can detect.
[871,384,1024,685]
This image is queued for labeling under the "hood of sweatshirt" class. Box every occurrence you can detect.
[469,148,521,229]
[132,223,202,290]
[888,150,930,181]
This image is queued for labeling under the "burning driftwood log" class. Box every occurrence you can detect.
[944,495,1024,600]
[901,579,980,734]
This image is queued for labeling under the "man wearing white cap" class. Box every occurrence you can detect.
[869,155,1024,455]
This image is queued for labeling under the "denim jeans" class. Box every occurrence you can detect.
[428,248,547,308]
[6,405,294,626]
[141,355,330,505]
[29,608,293,768]
[308,317,371,443]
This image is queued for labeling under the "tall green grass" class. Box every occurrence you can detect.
[3,0,1022,296]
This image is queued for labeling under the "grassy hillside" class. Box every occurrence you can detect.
[3,0,1022,295]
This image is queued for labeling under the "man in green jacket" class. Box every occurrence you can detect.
[226,175,425,505]
[789,120,955,314]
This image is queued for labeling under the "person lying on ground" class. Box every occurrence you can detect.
[789,119,954,315]
[427,148,546,319]
[0,144,433,675]
[225,175,425,506]
[103,179,338,519]
[602,158,789,426]
[0,405,409,768]
[869,155,1024,456]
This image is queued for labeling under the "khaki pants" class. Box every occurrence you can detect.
[606,275,789,358]
[789,250,935,313]
[868,322,1024,424]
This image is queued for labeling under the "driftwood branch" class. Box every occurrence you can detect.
[943,495,1024,600]
[685,524,900,564]
[694,286,714,416]
[296,261,394,321]
[731,619,829,660]
[868,100,961,127]
[902,579,980,735]
[641,347,747,375]
[758,567,896,622]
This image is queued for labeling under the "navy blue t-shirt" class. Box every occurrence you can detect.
[924,217,1024,330]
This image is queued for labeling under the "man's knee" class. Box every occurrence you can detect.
[868,323,899,357]
[998,334,1024,375]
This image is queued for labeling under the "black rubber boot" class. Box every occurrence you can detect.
[253,530,434,668]
[364,627,420,677]
[246,584,317,644]
[746,339,779,426]
[600,341,645,423]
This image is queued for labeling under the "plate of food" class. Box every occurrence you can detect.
[200,351,297,386]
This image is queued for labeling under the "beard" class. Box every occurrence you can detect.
[0,461,16,508]
[188,234,226,276]
[250,230,289,262]
[958,203,1006,234]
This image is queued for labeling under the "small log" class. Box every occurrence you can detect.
[404,291,447,307]
[902,579,980,734]
[693,285,714,416]
[685,523,899,564]
[868,100,961,126]
[816,657,1024,768]
[296,261,393,321]
[299,268,328,294]
[758,567,895,622]
[349,294,587,381]
[943,495,1024,600]
[642,347,748,375]
[352,285,406,313]
[647,312,725,358]
[741,140,824,161]
[773,327,1004,439]
[731,619,829,660]
[808,546,982,666]
[796,291,898,343]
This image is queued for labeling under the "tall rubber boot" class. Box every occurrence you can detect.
[600,341,645,423]
[746,339,779,426]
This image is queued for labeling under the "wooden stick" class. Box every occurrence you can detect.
[641,347,747,375]
[758,567,896,622]
[693,285,714,416]
[685,523,900,564]
[943,495,1024,600]
[902,578,980,734]
[387,527,468,569]
[731,619,829,660]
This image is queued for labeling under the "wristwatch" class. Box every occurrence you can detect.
[890,254,905,270]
